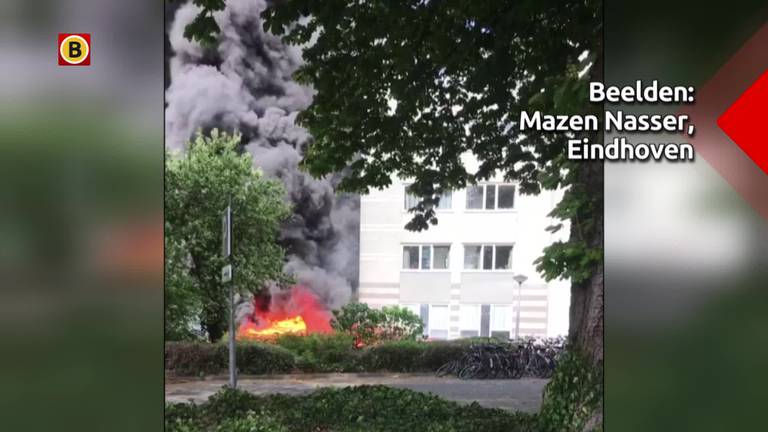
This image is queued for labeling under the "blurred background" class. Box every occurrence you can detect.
[0,0,163,430]
[605,1,768,431]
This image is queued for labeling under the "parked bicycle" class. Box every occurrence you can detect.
[436,337,566,380]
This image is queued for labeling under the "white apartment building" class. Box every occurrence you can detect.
[358,172,570,340]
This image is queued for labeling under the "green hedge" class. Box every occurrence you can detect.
[274,333,357,372]
[166,385,538,432]
[165,342,295,376]
[165,338,467,376]
[165,342,226,376]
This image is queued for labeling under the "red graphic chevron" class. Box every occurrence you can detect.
[717,69,768,175]
[683,23,768,220]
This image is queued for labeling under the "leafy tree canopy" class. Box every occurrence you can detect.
[183,1,602,284]
[165,130,291,341]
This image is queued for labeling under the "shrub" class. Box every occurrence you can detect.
[165,417,200,432]
[166,386,538,432]
[378,305,424,341]
[358,340,424,371]
[332,302,383,345]
[457,336,509,346]
[165,338,471,376]
[419,341,467,371]
[216,411,288,432]
[165,342,226,376]
[333,303,423,345]
[356,340,468,372]
[165,342,295,376]
[275,333,356,372]
[538,351,602,432]
[204,387,262,422]
[165,402,202,432]
[236,342,295,375]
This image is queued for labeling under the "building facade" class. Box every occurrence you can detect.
[358,174,570,339]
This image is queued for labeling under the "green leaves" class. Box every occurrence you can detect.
[165,130,291,341]
[183,12,220,46]
[182,0,227,46]
[180,0,603,290]
[263,0,602,283]
[535,241,602,283]
[332,303,424,345]
[538,351,602,432]
[167,385,538,432]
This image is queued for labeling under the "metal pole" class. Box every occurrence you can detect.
[227,201,237,389]
[515,281,522,340]
[228,278,236,388]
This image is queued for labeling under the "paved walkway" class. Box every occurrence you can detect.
[166,373,549,412]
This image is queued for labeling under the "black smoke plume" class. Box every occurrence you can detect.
[166,0,358,309]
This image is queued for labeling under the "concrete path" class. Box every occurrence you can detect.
[166,373,549,413]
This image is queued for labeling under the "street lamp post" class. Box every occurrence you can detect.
[513,274,528,340]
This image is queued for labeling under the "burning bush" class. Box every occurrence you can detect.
[332,303,424,347]
[236,293,423,348]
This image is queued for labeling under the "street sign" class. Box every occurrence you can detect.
[222,205,231,258]
[221,264,232,283]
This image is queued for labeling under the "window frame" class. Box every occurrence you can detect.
[464,183,516,211]
[462,243,515,272]
[489,304,514,334]
[402,244,451,271]
[403,183,453,212]
[459,304,481,337]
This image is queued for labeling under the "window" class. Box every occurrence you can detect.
[404,190,419,211]
[437,191,452,209]
[465,184,515,210]
[463,244,514,270]
[404,185,452,210]
[403,246,420,269]
[433,246,450,269]
[402,245,451,270]
[463,245,481,269]
[466,185,484,209]
[490,305,513,336]
[495,245,513,270]
[482,245,493,270]
[460,304,481,338]
[420,245,431,270]
[497,185,515,209]
[485,184,496,210]
[429,305,449,339]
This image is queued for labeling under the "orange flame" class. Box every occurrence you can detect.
[236,285,333,342]
[239,315,307,340]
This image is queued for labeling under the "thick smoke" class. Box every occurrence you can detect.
[166,0,358,310]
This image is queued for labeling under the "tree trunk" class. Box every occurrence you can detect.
[569,256,604,367]
[568,159,604,368]
[568,158,604,432]
[569,42,605,369]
